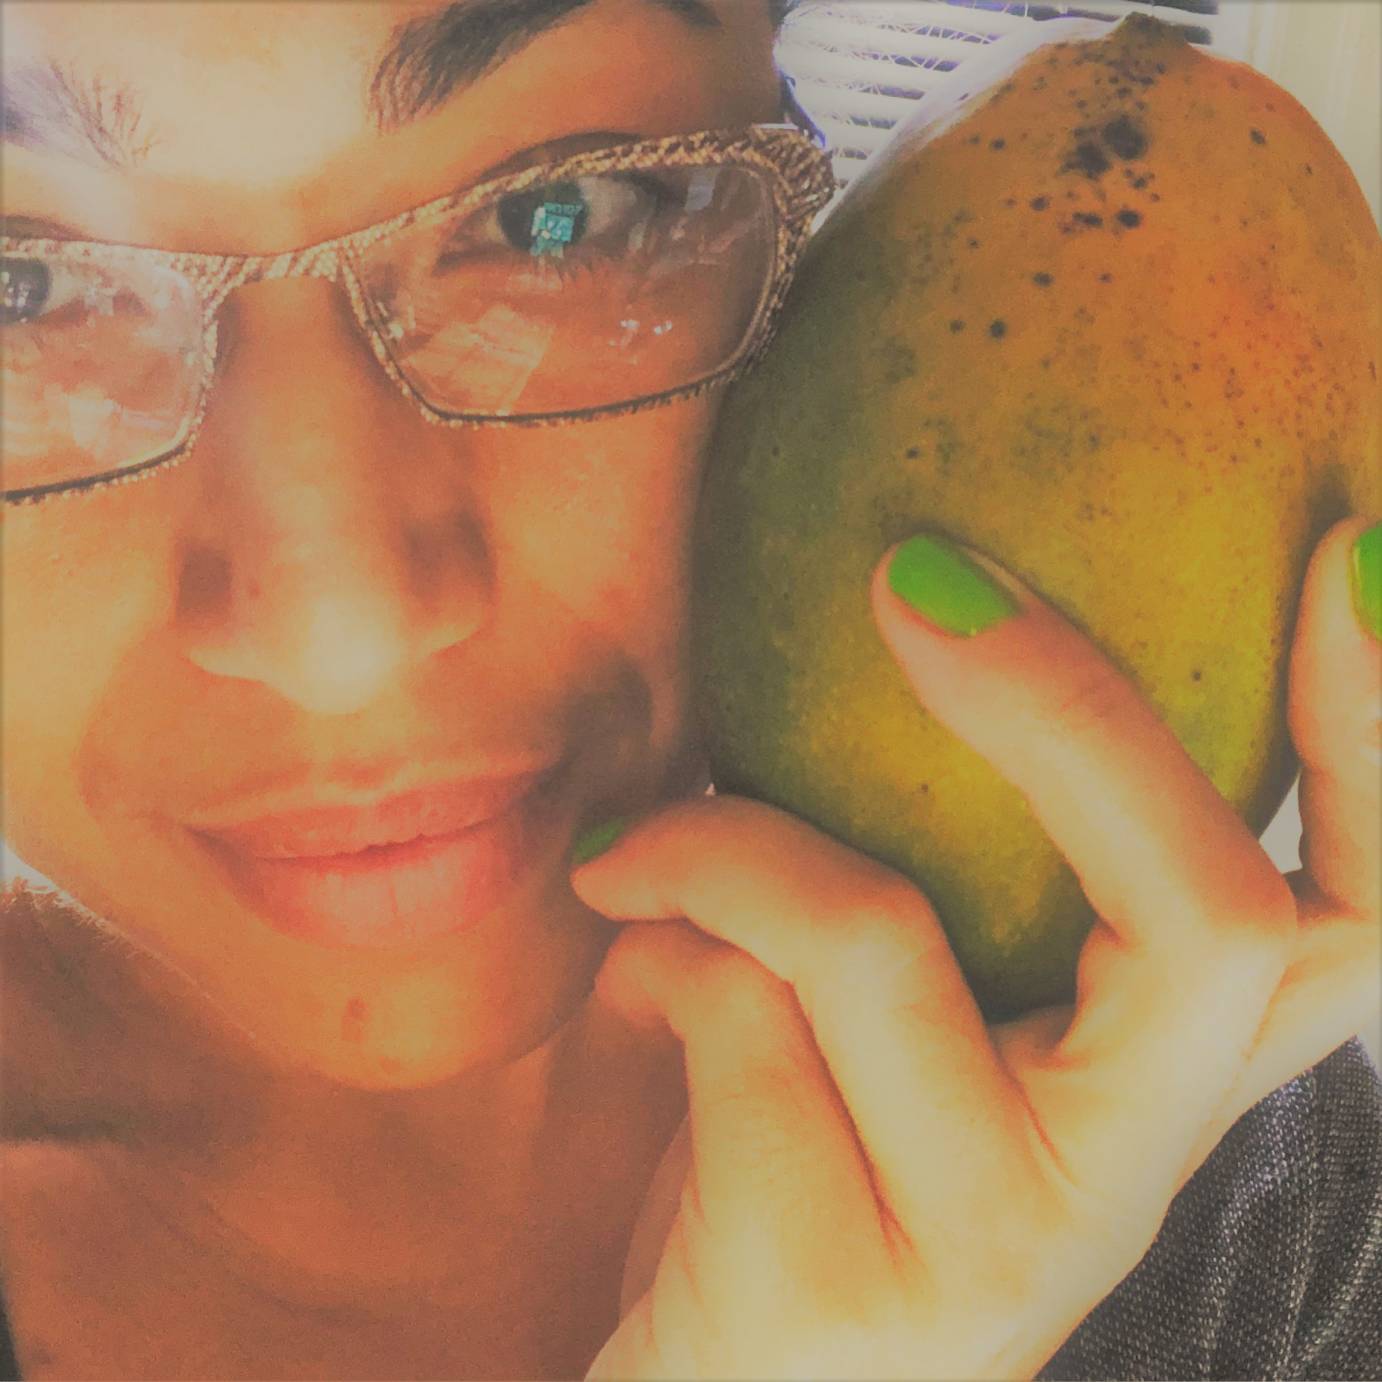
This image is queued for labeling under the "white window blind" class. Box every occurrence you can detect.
[776,1,1249,197]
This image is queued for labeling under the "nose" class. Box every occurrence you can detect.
[175,279,490,716]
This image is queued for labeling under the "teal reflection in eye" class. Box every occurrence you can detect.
[529,200,585,258]
[497,181,589,258]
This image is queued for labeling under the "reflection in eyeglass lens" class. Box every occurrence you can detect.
[1,256,202,494]
[357,162,774,417]
[0,159,777,496]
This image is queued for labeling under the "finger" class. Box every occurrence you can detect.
[871,533,1294,1208]
[1158,515,1382,1179]
[1176,900,1382,1192]
[595,915,888,1309]
[617,1117,692,1318]
[573,795,1029,1238]
[1290,515,1382,922]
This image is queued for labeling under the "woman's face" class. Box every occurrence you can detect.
[1,0,783,1088]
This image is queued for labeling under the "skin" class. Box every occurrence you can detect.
[0,0,779,1372]
[4,2,1380,1378]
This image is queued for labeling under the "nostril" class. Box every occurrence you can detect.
[401,513,492,611]
[177,546,234,623]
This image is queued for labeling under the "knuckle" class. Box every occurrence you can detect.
[1205,866,1298,954]
[831,888,945,985]
[691,945,790,1021]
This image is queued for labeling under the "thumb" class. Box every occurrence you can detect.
[1172,515,1381,1171]
[1289,515,1381,922]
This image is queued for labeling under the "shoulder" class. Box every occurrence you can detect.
[1037,1037,1382,1381]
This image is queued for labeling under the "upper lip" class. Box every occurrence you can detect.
[186,763,558,860]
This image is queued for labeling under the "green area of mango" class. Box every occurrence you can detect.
[692,13,1381,1022]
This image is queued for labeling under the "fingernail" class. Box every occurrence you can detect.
[886,534,1019,637]
[572,817,628,867]
[1351,521,1382,642]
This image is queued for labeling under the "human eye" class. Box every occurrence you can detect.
[1,254,152,330]
[355,156,776,419]
[1,246,203,497]
[438,171,680,271]
[2,256,87,327]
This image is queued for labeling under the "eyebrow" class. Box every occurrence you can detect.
[0,60,156,168]
[371,0,722,129]
[0,0,722,169]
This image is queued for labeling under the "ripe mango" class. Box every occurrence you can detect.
[693,13,1381,1022]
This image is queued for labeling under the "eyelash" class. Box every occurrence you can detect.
[440,172,677,267]
[536,254,601,287]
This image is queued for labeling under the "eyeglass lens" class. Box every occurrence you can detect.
[358,162,774,417]
[0,158,777,496]
[2,256,203,495]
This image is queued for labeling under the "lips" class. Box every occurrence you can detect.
[188,766,567,948]
[199,772,550,859]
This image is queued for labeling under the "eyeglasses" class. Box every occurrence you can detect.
[0,123,835,506]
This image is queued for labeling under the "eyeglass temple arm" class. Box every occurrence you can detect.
[777,67,828,149]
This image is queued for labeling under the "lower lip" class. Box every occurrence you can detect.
[197,777,564,949]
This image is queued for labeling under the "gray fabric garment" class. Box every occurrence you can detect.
[1037,1036,1382,1381]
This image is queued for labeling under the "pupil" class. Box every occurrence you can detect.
[0,258,52,326]
[498,181,589,258]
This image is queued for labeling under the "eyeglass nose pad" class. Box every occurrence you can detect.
[203,314,223,382]
[153,306,222,470]
[201,299,251,404]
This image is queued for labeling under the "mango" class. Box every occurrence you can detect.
[692,13,1380,1022]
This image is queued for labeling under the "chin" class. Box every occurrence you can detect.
[251,905,613,1093]
[216,865,620,1094]
[8,828,615,1099]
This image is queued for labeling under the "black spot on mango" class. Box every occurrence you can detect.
[1064,140,1110,179]
[1102,114,1149,159]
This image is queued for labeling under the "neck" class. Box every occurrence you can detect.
[3,879,688,1308]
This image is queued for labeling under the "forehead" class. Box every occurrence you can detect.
[1,0,776,246]
[4,2,408,175]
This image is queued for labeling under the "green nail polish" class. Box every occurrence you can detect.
[1351,521,1382,641]
[887,534,1018,637]
[572,817,628,867]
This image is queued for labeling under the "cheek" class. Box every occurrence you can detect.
[580,511,695,647]
[2,503,172,850]
[513,401,714,631]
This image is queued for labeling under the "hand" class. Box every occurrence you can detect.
[570,515,1381,1381]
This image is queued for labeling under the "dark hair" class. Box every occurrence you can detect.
[371,0,811,130]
